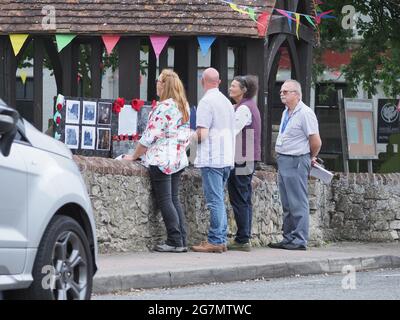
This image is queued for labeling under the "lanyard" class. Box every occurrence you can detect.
[280,109,292,134]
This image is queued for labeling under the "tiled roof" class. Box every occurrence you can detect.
[0,0,276,38]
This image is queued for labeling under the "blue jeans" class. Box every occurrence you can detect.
[200,167,231,245]
[228,162,254,244]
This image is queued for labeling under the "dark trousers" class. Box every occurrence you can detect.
[149,166,187,247]
[227,164,254,244]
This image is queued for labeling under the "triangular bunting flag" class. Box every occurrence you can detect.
[257,12,270,37]
[20,71,27,85]
[9,34,29,56]
[295,13,301,39]
[287,11,293,31]
[56,34,76,53]
[102,35,120,55]
[305,15,316,28]
[197,36,216,57]
[229,3,248,15]
[248,8,256,22]
[150,35,169,59]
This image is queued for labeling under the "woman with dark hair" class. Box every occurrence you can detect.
[227,75,262,252]
[123,69,191,253]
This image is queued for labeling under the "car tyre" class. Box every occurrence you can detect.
[5,215,93,300]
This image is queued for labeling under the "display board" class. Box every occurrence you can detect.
[53,95,153,158]
[343,98,378,160]
[377,99,400,143]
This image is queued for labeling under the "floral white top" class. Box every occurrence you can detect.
[139,98,191,175]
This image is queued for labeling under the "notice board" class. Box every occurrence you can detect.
[343,99,378,159]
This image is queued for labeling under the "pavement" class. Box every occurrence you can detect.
[93,242,400,294]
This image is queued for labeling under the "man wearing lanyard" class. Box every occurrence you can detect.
[269,79,321,250]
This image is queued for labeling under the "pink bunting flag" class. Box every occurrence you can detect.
[102,35,120,55]
[150,35,169,60]
[275,9,296,21]
[397,99,400,113]
[257,12,270,37]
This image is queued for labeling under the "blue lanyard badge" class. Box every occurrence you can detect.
[280,110,291,134]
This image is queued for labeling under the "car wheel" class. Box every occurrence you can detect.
[7,215,94,300]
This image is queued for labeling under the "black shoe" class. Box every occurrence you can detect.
[268,242,286,249]
[281,243,307,251]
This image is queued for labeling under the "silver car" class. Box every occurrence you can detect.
[0,99,97,300]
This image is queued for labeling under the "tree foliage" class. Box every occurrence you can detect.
[315,0,400,97]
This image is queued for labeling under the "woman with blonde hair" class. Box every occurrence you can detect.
[124,69,191,252]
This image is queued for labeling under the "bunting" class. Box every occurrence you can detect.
[9,34,29,56]
[220,0,335,38]
[102,35,120,55]
[56,34,76,52]
[150,35,169,59]
[20,71,27,85]
[197,36,216,56]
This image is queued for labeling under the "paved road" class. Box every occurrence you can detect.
[94,268,400,300]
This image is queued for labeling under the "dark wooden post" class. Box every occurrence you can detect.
[119,37,140,99]
[159,46,168,72]
[174,41,188,87]
[71,42,79,96]
[211,38,228,96]
[33,37,44,131]
[187,37,198,107]
[90,38,102,98]
[174,38,198,107]
[59,45,73,96]
[297,41,313,106]
[147,48,157,101]
[245,38,266,160]
[0,36,16,108]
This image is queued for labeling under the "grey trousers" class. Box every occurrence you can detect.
[277,153,311,246]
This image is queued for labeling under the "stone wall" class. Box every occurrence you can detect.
[74,156,400,254]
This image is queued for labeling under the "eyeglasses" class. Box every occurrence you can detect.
[280,90,297,95]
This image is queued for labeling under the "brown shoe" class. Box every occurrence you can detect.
[191,241,224,253]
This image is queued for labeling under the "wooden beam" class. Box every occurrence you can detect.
[147,47,157,101]
[70,42,79,96]
[119,37,140,99]
[90,38,102,98]
[33,37,44,131]
[264,34,286,164]
[297,41,313,106]
[174,41,188,86]
[0,36,16,108]
[159,46,168,72]
[211,38,228,96]
[246,39,266,161]
[59,45,73,96]
[187,37,198,107]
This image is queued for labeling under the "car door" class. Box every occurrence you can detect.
[0,132,28,274]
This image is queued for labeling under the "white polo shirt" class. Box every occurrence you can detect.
[275,100,319,156]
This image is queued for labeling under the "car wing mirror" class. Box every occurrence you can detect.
[0,99,19,157]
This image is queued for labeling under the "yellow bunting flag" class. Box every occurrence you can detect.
[295,13,301,39]
[9,34,29,56]
[229,3,248,15]
[20,71,27,85]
